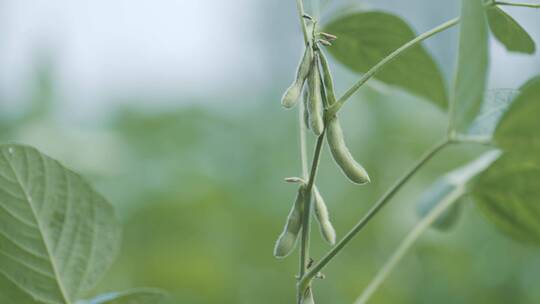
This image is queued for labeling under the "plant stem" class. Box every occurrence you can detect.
[353,185,464,304]
[493,1,540,7]
[299,139,451,290]
[297,132,326,304]
[296,0,310,45]
[326,17,460,117]
[299,100,309,179]
[293,1,318,303]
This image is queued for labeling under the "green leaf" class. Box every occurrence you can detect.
[450,0,489,134]
[487,6,535,54]
[417,150,501,230]
[473,154,540,244]
[0,144,121,304]
[459,89,519,140]
[416,179,464,230]
[323,11,448,108]
[495,75,540,153]
[78,289,167,304]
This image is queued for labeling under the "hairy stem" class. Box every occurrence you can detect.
[294,1,321,303]
[299,139,451,289]
[494,1,540,7]
[297,132,325,303]
[299,100,309,179]
[296,0,310,45]
[327,17,460,117]
[354,184,464,304]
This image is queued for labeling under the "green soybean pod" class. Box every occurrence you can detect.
[326,117,370,184]
[281,48,312,109]
[273,185,306,258]
[302,288,315,304]
[313,186,336,245]
[318,50,337,106]
[307,53,324,135]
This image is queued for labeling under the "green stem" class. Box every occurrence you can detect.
[294,0,326,302]
[327,17,460,117]
[296,0,310,45]
[297,132,325,303]
[353,183,464,304]
[494,1,540,7]
[299,99,309,179]
[299,139,451,290]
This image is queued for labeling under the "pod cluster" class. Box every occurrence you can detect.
[275,26,371,267]
[273,181,336,259]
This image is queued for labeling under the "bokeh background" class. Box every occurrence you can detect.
[1,0,540,303]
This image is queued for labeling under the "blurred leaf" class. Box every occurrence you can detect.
[459,89,519,140]
[450,0,489,134]
[416,179,464,230]
[473,154,540,244]
[417,150,501,230]
[78,289,166,304]
[495,75,540,153]
[487,6,535,54]
[0,144,121,303]
[323,11,448,108]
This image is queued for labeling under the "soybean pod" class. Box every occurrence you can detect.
[318,50,337,106]
[302,288,315,304]
[273,185,306,258]
[281,47,312,109]
[307,53,325,135]
[313,186,336,245]
[326,117,370,184]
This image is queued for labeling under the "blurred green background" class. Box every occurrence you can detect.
[1,0,540,303]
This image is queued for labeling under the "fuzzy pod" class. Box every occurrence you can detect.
[318,50,337,106]
[302,289,315,304]
[326,116,370,184]
[281,48,312,109]
[273,185,306,258]
[307,53,325,135]
[313,186,336,245]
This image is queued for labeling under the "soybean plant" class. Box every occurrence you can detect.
[274,0,540,303]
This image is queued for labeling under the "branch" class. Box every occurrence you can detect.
[299,139,451,290]
[494,1,540,7]
[353,182,465,304]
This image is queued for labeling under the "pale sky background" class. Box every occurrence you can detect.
[1,0,539,120]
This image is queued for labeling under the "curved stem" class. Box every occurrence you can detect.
[299,139,451,290]
[354,185,464,304]
[327,17,460,117]
[494,1,540,7]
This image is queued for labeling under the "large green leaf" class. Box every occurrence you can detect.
[487,6,535,54]
[323,11,448,108]
[417,150,501,230]
[495,75,540,153]
[473,154,540,244]
[0,144,121,303]
[78,289,166,304]
[460,89,519,140]
[450,0,489,134]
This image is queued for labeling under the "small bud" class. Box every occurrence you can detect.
[319,32,338,41]
[318,39,332,47]
[284,177,305,184]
